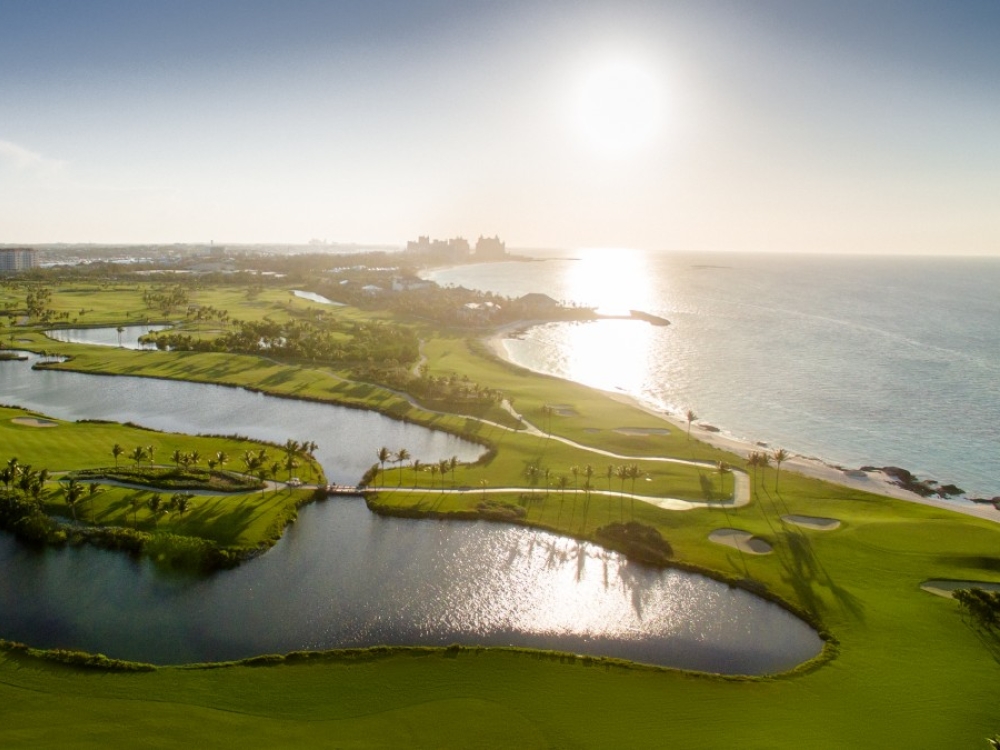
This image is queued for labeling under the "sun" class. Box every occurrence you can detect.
[574,59,662,157]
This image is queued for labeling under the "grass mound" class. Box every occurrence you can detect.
[595,521,673,566]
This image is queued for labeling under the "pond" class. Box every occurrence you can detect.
[292,289,342,306]
[45,324,170,350]
[1,352,480,484]
[0,352,822,673]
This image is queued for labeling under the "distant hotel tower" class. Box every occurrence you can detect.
[406,234,507,260]
[0,248,36,273]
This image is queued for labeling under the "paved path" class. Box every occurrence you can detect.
[365,397,751,511]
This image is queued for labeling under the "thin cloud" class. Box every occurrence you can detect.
[0,138,66,174]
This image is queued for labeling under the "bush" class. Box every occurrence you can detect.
[595,521,673,566]
[955,588,1000,631]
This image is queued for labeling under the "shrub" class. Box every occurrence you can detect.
[595,521,673,566]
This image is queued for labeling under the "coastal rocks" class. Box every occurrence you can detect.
[860,466,964,499]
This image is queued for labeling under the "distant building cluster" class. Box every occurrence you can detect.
[406,235,507,260]
[0,248,36,272]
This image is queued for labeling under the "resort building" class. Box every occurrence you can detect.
[0,248,36,272]
[474,235,507,259]
[406,236,471,259]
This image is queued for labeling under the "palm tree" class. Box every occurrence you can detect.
[430,464,439,487]
[112,443,124,469]
[130,446,146,470]
[283,439,300,472]
[686,409,697,439]
[215,450,229,472]
[189,450,201,468]
[772,448,789,490]
[717,461,731,497]
[606,464,614,493]
[757,451,771,485]
[615,464,629,496]
[146,445,156,469]
[628,464,641,496]
[412,459,422,485]
[376,446,391,487]
[116,325,125,347]
[449,455,458,484]
[147,493,162,519]
[172,449,184,469]
[63,479,84,521]
[283,451,299,480]
[171,493,190,515]
[438,459,450,487]
[570,465,580,494]
[395,448,411,486]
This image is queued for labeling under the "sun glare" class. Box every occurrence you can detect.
[575,59,663,157]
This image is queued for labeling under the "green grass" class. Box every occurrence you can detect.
[0,405,323,554]
[2,285,1000,747]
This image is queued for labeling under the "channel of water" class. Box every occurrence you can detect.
[0,343,822,672]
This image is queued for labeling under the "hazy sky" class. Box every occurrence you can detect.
[2,1,998,254]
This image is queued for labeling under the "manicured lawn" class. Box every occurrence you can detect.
[2,285,999,748]
[0,405,322,554]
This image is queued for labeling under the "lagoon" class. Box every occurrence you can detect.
[0,353,822,673]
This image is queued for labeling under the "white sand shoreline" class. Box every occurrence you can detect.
[484,323,1000,525]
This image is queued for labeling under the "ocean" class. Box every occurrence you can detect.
[426,249,1000,500]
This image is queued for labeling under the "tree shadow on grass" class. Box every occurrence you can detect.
[759,484,865,623]
[961,617,1000,665]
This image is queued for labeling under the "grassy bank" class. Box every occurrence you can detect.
[0,406,324,568]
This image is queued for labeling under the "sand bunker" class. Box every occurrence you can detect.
[545,404,578,417]
[709,528,772,555]
[614,427,671,436]
[11,417,58,427]
[782,514,841,531]
[919,580,1000,599]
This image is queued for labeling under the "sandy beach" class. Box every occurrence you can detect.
[485,324,1000,525]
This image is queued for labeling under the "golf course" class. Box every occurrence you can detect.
[1,269,998,748]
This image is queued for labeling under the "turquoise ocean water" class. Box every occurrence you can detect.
[427,250,1000,500]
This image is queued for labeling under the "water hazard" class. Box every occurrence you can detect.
[0,351,822,673]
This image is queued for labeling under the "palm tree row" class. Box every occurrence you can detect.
[375,448,460,488]
[1,457,49,501]
[746,447,790,491]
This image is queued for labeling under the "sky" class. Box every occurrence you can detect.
[1,0,998,254]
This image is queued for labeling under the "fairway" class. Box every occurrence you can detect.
[2,279,999,748]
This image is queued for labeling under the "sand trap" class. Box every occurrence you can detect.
[920,579,1000,599]
[11,417,58,428]
[545,404,578,417]
[614,427,671,436]
[709,528,773,555]
[782,514,841,531]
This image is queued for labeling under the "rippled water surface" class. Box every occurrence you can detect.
[428,251,1000,498]
[0,353,821,672]
[0,502,821,671]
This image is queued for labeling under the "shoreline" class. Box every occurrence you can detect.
[484,324,1000,524]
